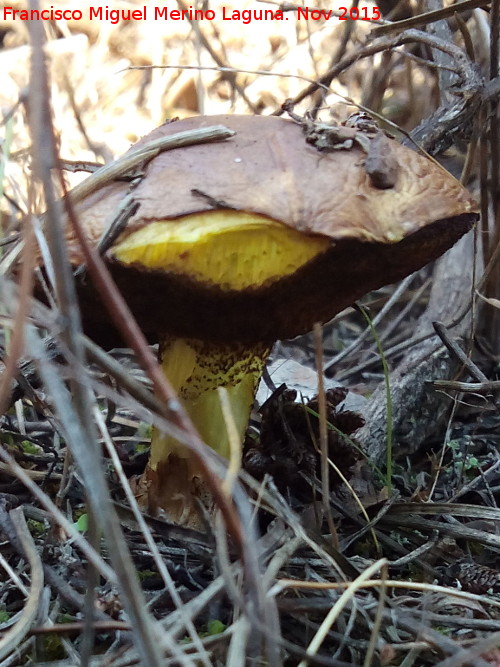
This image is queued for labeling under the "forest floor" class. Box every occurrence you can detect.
[1,1,500,666]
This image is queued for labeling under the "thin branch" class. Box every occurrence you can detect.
[372,0,492,37]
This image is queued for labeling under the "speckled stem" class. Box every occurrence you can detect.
[146,337,270,524]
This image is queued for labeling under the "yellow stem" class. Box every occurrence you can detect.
[152,336,269,463]
[145,337,269,524]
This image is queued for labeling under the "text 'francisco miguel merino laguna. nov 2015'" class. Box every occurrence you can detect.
[2,5,383,24]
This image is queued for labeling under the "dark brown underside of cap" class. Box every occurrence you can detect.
[75,213,474,347]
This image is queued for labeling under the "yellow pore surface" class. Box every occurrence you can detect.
[111,210,330,290]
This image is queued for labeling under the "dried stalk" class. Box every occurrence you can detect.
[26,10,165,665]
[0,508,43,662]
[357,232,477,464]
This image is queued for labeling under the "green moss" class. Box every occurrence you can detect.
[0,608,11,624]
[27,519,46,537]
[20,440,41,455]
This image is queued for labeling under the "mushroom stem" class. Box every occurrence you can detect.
[146,336,269,523]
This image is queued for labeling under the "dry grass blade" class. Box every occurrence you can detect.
[276,577,500,608]
[64,125,235,207]
[314,323,339,549]
[26,9,165,666]
[0,507,43,662]
[297,559,387,667]
[94,406,211,666]
[388,501,500,521]
[0,435,114,581]
[381,514,500,550]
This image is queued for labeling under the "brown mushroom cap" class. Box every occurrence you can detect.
[67,114,477,345]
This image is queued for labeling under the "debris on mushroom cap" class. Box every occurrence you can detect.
[65,114,477,345]
[70,114,476,245]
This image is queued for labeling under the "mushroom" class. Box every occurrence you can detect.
[58,115,476,524]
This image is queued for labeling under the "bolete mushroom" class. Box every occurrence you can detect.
[57,115,477,524]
